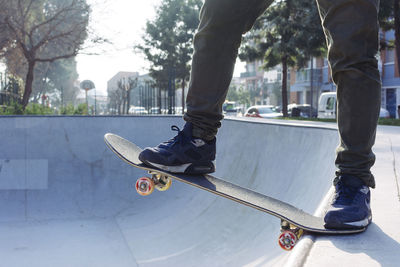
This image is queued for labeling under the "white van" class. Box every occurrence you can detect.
[318,92,391,119]
[318,92,336,119]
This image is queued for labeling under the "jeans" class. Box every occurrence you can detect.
[183,0,381,187]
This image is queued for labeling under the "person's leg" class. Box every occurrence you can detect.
[140,0,273,174]
[184,0,273,140]
[315,0,381,228]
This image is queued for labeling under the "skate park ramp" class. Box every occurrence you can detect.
[0,116,340,267]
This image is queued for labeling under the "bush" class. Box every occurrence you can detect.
[59,103,88,115]
[378,118,400,126]
[0,102,54,115]
[74,103,88,115]
[60,104,77,115]
[24,103,54,115]
[0,102,89,115]
[0,101,24,115]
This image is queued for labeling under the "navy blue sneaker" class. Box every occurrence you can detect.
[138,123,216,174]
[324,175,372,229]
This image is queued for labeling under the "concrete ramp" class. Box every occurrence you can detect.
[0,116,339,267]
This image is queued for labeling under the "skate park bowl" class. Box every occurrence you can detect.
[0,116,340,267]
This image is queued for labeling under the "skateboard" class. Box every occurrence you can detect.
[104,133,366,251]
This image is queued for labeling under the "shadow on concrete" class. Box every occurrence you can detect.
[320,223,400,266]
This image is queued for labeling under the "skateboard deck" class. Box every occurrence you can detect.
[104,133,366,250]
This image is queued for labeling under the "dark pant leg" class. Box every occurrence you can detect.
[315,0,381,187]
[184,0,273,140]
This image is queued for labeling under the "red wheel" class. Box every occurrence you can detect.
[278,230,298,251]
[135,177,155,196]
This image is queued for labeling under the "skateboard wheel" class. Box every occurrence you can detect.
[278,230,297,251]
[135,177,155,196]
[155,176,172,191]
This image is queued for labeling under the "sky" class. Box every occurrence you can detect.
[76,0,245,95]
[76,0,161,94]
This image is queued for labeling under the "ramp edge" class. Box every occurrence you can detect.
[283,187,335,267]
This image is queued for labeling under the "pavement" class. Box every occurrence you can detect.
[301,125,400,267]
[0,116,398,267]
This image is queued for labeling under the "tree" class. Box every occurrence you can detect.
[239,0,325,117]
[117,77,138,114]
[108,89,124,115]
[0,74,23,106]
[0,0,90,108]
[227,85,251,108]
[136,0,202,112]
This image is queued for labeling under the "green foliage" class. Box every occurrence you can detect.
[0,101,24,115]
[0,0,90,108]
[378,118,400,126]
[0,102,88,115]
[24,103,54,115]
[227,85,251,107]
[75,103,88,115]
[32,58,80,106]
[0,74,24,105]
[0,102,53,115]
[59,104,76,115]
[239,0,325,117]
[379,0,394,32]
[136,0,202,89]
[240,0,325,69]
[60,103,88,115]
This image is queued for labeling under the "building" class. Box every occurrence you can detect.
[381,30,400,118]
[107,71,139,95]
[106,71,188,114]
[240,29,400,118]
[240,60,282,106]
[106,71,139,114]
[289,58,325,107]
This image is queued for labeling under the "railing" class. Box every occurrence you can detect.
[240,71,257,78]
[295,69,322,83]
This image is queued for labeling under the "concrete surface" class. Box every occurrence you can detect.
[0,116,398,267]
[302,125,400,267]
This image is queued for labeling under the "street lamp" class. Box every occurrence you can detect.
[80,80,95,115]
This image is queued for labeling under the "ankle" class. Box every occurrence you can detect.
[191,125,215,141]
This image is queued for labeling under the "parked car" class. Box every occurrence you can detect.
[149,107,161,114]
[318,92,391,119]
[173,107,184,114]
[245,105,282,118]
[318,92,337,119]
[288,104,318,118]
[223,101,241,116]
[128,106,148,115]
[380,107,390,118]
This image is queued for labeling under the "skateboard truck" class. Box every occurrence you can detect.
[135,171,172,196]
[278,219,304,251]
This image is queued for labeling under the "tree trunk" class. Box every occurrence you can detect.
[123,96,127,115]
[127,89,131,114]
[22,60,36,108]
[181,79,185,113]
[394,0,400,77]
[281,55,289,117]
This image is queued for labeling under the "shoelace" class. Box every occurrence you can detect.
[159,125,187,148]
[333,181,359,205]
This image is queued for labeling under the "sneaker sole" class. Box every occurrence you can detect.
[141,160,216,175]
[325,215,372,230]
